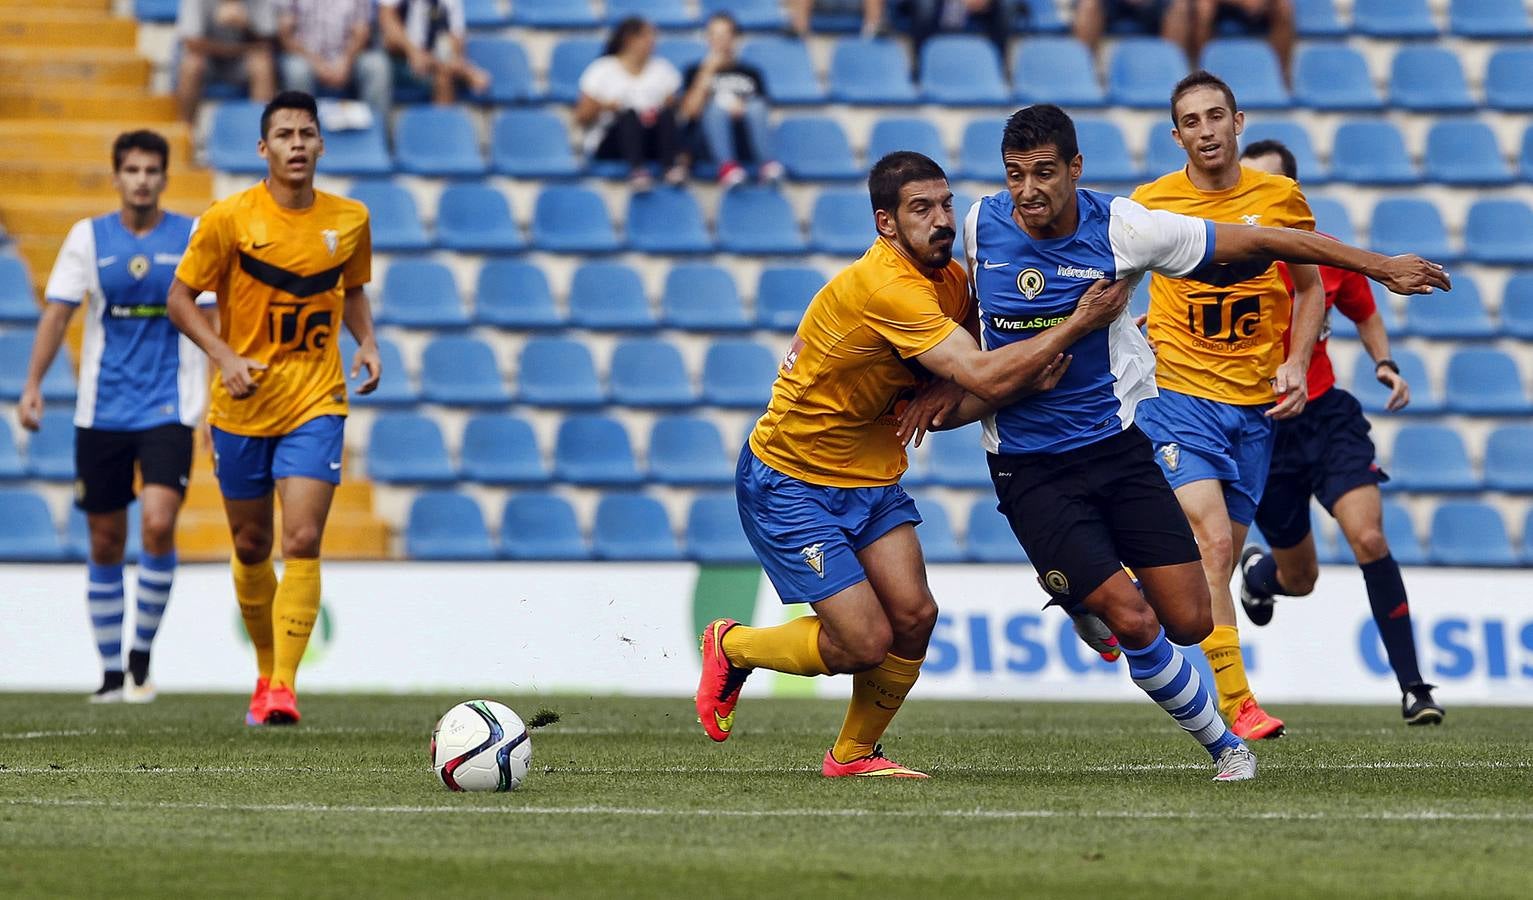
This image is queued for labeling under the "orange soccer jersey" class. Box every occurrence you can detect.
[1131,166,1314,405]
[749,237,971,487]
[176,182,371,437]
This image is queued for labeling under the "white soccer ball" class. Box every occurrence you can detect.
[431,699,532,792]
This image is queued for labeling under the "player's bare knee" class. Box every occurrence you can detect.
[282,525,323,559]
[140,511,176,552]
[1349,526,1389,566]
[88,524,128,565]
[1199,530,1235,574]
[1284,560,1319,596]
[232,527,272,565]
[891,596,938,644]
[1164,606,1213,646]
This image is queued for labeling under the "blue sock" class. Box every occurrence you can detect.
[132,551,176,654]
[1124,628,1243,759]
[87,562,126,673]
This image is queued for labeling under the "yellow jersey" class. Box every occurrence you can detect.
[749,237,970,487]
[1131,166,1314,405]
[176,182,371,437]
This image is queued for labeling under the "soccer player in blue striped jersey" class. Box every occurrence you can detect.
[19,130,216,703]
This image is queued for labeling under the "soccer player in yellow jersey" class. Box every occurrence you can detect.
[167,91,381,726]
[1131,72,1445,738]
[695,151,1133,776]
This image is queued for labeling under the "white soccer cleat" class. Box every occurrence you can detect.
[1213,744,1258,782]
[124,680,157,704]
[88,684,123,704]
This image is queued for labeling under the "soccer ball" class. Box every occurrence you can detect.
[430,700,532,792]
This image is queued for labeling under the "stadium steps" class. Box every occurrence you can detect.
[0,86,178,120]
[0,0,110,9]
[0,49,151,88]
[0,161,212,205]
[0,10,137,49]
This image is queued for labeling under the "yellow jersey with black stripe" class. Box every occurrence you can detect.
[749,237,971,488]
[176,182,371,437]
[1130,166,1314,405]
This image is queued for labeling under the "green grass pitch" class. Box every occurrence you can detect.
[2,693,1529,898]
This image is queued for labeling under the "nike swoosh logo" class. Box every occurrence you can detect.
[329,461,342,470]
[713,710,733,733]
[874,701,899,711]
[251,242,274,250]
[1214,664,1233,673]
[982,260,1009,269]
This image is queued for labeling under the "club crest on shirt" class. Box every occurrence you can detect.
[1042,570,1070,595]
[128,254,151,280]
[322,229,339,256]
[801,542,826,578]
[1016,267,1046,300]
[1160,442,1181,471]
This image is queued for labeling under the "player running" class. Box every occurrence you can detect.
[20,130,212,704]
[901,104,1446,781]
[695,151,1127,778]
[1236,140,1444,726]
[167,91,380,726]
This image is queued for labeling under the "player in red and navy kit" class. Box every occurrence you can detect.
[1237,140,1443,725]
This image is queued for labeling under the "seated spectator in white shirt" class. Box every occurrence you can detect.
[574,17,688,190]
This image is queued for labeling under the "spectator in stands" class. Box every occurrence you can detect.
[275,0,390,120]
[679,12,783,188]
[908,0,1013,75]
[788,0,886,38]
[1192,0,1295,84]
[175,0,278,124]
[378,0,491,105]
[575,16,688,191]
[1073,0,1195,62]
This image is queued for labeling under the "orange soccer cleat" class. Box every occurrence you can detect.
[821,745,929,778]
[244,677,270,726]
[695,618,751,742]
[261,685,301,726]
[1230,697,1285,741]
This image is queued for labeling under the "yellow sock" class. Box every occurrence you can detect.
[721,615,830,676]
[1201,624,1253,723]
[232,556,278,680]
[831,653,923,764]
[270,558,322,691]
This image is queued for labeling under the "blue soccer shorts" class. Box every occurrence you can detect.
[211,415,346,500]
[1135,388,1274,527]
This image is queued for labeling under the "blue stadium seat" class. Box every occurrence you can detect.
[492,109,578,178]
[1465,199,1533,265]
[717,187,805,254]
[1331,121,1417,185]
[810,189,875,255]
[135,0,177,22]
[1353,349,1440,414]
[1388,425,1478,492]
[0,420,24,480]
[1013,37,1104,107]
[1430,502,1516,566]
[1307,196,1354,243]
[1406,278,1493,339]
[1240,120,1326,183]
[1202,40,1288,108]
[475,260,561,329]
[378,261,469,328]
[460,414,545,485]
[518,339,604,407]
[1145,125,1186,177]
[661,264,749,331]
[739,38,825,104]
[829,39,917,104]
[512,0,598,28]
[685,493,754,562]
[65,503,142,563]
[348,182,430,252]
[774,116,859,180]
[920,35,1009,105]
[532,186,620,253]
[499,493,587,560]
[1023,0,1068,31]
[1369,198,1454,263]
[609,0,696,27]
[1486,48,1533,110]
[1390,47,1474,111]
[206,102,265,173]
[420,336,509,406]
[545,38,603,103]
[0,330,72,401]
[1329,283,1405,340]
[868,117,948,170]
[610,338,694,407]
[1294,46,1383,110]
[1503,273,1533,339]
[1295,0,1346,36]
[1451,0,1533,37]
[437,184,524,253]
[568,263,655,330]
[1424,121,1513,185]
[406,492,495,561]
[463,0,509,27]
[1076,119,1139,183]
[701,339,776,409]
[924,422,989,488]
[957,117,1003,181]
[1107,38,1186,108]
[627,189,711,253]
[1485,425,1533,492]
[757,266,825,331]
[1522,126,1533,181]
[319,123,391,176]
[704,0,786,30]
[907,494,962,563]
[367,414,456,484]
[394,107,486,177]
[344,336,416,407]
[593,494,679,561]
[25,409,73,480]
[649,415,734,486]
[0,488,65,560]
[554,415,642,486]
[654,38,705,75]
[966,500,1026,563]
[0,257,36,323]
[1355,0,1438,37]
[1445,348,1528,414]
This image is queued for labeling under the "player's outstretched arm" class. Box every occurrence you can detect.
[1209,223,1452,296]
[342,285,381,395]
[167,276,265,399]
[17,302,73,431]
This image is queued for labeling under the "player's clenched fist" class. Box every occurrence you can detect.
[217,353,266,399]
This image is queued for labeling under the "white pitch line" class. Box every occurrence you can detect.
[0,729,100,741]
[3,797,1531,823]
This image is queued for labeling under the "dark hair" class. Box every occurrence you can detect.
[260,90,320,139]
[604,16,651,57]
[1000,104,1078,163]
[1170,70,1238,123]
[706,10,739,32]
[112,129,169,172]
[868,151,948,214]
[1241,139,1298,181]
